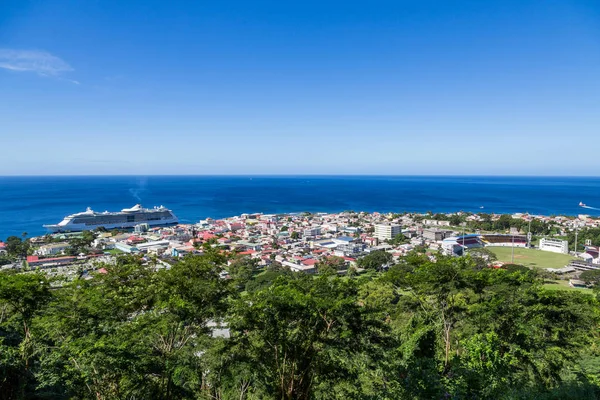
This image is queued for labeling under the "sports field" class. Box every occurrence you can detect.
[488,247,574,270]
[542,280,591,293]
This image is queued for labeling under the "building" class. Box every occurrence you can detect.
[235,241,262,251]
[422,228,451,241]
[134,223,150,233]
[442,235,484,256]
[282,260,317,274]
[539,238,569,254]
[341,226,361,235]
[35,242,70,256]
[334,243,365,257]
[171,244,200,257]
[569,279,588,288]
[363,236,378,246]
[422,219,451,227]
[26,255,76,268]
[545,266,576,274]
[136,240,171,253]
[480,234,527,248]
[584,246,599,263]
[374,224,402,241]
[303,227,322,238]
[567,259,599,271]
[453,235,484,249]
[332,236,355,245]
[442,239,465,256]
[312,239,339,249]
[114,242,139,253]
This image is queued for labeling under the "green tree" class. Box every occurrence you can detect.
[316,256,346,275]
[35,253,231,400]
[0,249,597,399]
[226,274,392,399]
[468,247,498,269]
[4,236,30,258]
[0,255,12,266]
[449,214,464,226]
[387,233,408,246]
[580,270,600,287]
[357,250,393,271]
[0,272,51,398]
[227,256,259,288]
[245,270,291,292]
[66,231,96,255]
[567,227,600,249]
[386,254,599,399]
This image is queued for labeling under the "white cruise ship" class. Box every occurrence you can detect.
[43,204,178,232]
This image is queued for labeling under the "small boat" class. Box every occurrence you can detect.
[579,202,587,207]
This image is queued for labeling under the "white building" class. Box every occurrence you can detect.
[422,228,451,241]
[334,243,365,257]
[442,239,464,257]
[422,219,451,227]
[303,227,322,237]
[322,224,338,233]
[539,238,569,254]
[374,224,402,241]
[114,242,138,253]
[134,223,150,233]
[282,261,317,274]
[137,240,171,252]
[35,242,70,256]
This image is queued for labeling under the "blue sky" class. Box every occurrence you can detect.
[1,0,599,175]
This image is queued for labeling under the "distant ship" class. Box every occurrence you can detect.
[43,204,178,232]
[580,202,587,207]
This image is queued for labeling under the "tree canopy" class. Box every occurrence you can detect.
[356,249,393,271]
[1,251,600,399]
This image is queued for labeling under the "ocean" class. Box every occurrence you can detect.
[1,175,599,240]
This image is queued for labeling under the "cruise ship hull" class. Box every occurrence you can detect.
[43,204,179,233]
[43,218,179,233]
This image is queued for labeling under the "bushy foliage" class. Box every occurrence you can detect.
[0,252,599,399]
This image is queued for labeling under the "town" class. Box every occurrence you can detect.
[2,210,600,290]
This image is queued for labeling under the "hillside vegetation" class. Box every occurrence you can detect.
[1,250,600,399]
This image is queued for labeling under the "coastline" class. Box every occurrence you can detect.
[1,175,599,239]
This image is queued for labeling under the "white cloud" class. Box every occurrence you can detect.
[0,49,73,76]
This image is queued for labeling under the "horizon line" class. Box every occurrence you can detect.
[1,173,600,178]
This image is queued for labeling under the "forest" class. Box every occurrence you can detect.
[1,248,600,399]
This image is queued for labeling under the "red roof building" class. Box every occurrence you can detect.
[301,259,318,266]
[127,236,146,244]
[199,232,217,240]
[312,248,327,253]
[229,222,244,231]
[27,255,76,266]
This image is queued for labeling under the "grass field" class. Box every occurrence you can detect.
[542,280,592,293]
[104,249,124,255]
[488,247,574,270]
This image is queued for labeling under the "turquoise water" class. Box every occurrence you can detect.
[1,175,599,239]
